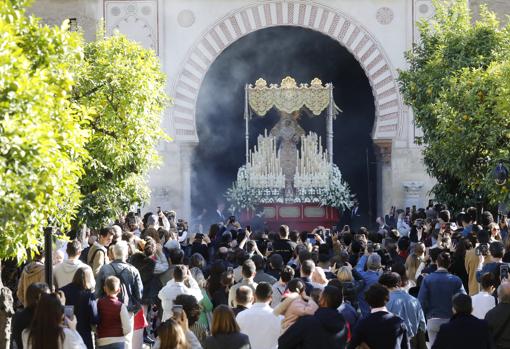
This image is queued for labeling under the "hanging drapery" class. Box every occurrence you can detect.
[248,76,336,116]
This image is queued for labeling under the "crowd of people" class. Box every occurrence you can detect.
[7,204,510,348]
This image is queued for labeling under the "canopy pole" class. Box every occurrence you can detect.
[327,85,334,163]
[245,84,249,165]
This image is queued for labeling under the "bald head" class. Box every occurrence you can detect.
[236,285,253,306]
[498,282,510,303]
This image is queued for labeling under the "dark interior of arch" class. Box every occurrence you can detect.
[192,26,377,227]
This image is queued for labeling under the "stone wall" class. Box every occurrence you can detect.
[471,0,510,25]
[27,0,100,42]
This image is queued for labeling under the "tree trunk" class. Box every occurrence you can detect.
[0,261,14,348]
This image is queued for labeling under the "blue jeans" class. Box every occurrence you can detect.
[98,343,125,349]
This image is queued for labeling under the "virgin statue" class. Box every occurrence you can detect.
[270,110,305,197]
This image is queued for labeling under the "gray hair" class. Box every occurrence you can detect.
[367,254,382,271]
[112,225,122,238]
[112,241,129,261]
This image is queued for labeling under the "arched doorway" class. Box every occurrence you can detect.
[192,26,377,227]
[170,1,406,221]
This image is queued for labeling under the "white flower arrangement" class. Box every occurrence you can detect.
[318,164,353,209]
[226,164,352,211]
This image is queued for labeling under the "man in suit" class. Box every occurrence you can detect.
[214,202,226,224]
[376,216,391,234]
[350,200,362,231]
[349,283,408,349]
[485,282,510,349]
[432,293,491,348]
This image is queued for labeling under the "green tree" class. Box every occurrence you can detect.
[72,32,169,227]
[399,0,510,210]
[0,0,88,261]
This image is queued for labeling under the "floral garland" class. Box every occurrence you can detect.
[225,164,352,212]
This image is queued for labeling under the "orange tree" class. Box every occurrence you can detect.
[399,0,510,210]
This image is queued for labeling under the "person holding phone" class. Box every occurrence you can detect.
[22,293,87,349]
[60,268,98,349]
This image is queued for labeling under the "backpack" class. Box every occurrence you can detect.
[109,263,142,314]
[88,247,105,267]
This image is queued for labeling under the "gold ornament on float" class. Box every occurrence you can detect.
[248,76,336,116]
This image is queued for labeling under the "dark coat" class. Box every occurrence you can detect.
[486,302,510,349]
[129,252,161,304]
[278,307,348,349]
[12,307,34,349]
[205,332,251,349]
[348,311,408,349]
[432,314,492,349]
[60,283,98,349]
[271,239,296,264]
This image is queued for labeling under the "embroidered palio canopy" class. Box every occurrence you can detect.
[247,76,340,116]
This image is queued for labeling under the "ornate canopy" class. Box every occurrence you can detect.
[243,76,339,164]
[247,76,338,116]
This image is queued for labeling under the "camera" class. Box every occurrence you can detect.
[475,243,489,256]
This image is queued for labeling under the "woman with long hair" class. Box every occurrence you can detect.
[22,293,87,349]
[211,270,234,308]
[449,238,471,291]
[60,267,98,349]
[12,282,50,349]
[405,242,426,284]
[174,294,208,348]
[205,305,250,349]
[156,318,190,349]
[206,261,226,302]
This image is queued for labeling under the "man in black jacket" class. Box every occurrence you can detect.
[486,282,510,349]
[271,225,296,264]
[433,293,492,349]
[278,285,348,349]
[349,283,408,349]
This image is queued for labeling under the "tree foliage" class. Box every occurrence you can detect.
[0,1,170,260]
[399,0,510,210]
[0,0,89,260]
[72,32,169,227]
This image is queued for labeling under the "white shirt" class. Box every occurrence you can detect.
[371,306,389,313]
[158,277,203,322]
[22,327,86,349]
[236,302,282,349]
[472,291,496,319]
[397,219,411,237]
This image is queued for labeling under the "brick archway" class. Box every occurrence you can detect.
[171,1,403,144]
